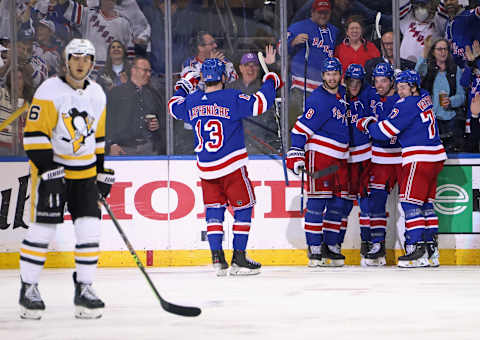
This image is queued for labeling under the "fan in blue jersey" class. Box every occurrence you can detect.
[359,62,401,266]
[460,43,480,152]
[286,0,338,128]
[446,5,480,67]
[342,63,373,266]
[287,57,349,267]
[357,70,447,268]
[168,58,281,276]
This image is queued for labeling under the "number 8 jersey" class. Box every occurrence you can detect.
[168,78,277,179]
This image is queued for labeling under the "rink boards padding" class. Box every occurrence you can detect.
[1,156,480,268]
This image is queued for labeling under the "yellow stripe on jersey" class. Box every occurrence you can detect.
[57,153,95,161]
[24,143,53,151]
[65,166,97,179]
[95,107,106,142]
[95,147,105,154]
[24,98,58,140]
[29,162,39,223]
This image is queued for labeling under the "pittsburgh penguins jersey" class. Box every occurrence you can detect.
[367,91,446,165]
[168,77,278,179]
[362,86,401,164]
[291,85,349,159]
[23,76,106,179]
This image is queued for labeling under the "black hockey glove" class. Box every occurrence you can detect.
[97,169,115,199]
[36,167,66,223]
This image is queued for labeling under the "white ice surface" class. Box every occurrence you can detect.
[1,266,480,340]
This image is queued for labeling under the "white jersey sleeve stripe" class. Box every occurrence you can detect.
[23,136,50,146]
[292,121,314,139]
[168,96,184,119]
[378,121,396,139]
[252,91,267,116]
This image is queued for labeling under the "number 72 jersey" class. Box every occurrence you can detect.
[168,80,276,179]
[367,92,447,165]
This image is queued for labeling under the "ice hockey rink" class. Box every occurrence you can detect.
[1,266,480,340]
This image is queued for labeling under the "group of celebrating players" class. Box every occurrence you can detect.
[17,31,480,320]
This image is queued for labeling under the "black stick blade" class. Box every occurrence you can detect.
[161,300,202,317]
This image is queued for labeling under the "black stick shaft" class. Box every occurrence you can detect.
[99,197,201,317]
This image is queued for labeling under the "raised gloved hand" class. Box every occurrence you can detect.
[262,72,283,90]
[97,168,115,199]
[37,167,66,223]
[286,148,305,175]
[175,71,201,94]
[356,116,377,133]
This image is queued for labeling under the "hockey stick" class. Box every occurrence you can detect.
[99,197,201,317]
[300,169,305,214]
[0,102,29,132]
[303,41,310,111]
[375,12,382,41]
[257,51,289,186]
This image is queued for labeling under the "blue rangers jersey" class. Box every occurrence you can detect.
[446,7,480,67]
[168,78,277,179]
[367,91,447,166]
[287,20,338,92]
[348,94,371,163]
[460,65,480,125]
[362,86,401,164]
[291,85,349,159]
[469,74,480,110]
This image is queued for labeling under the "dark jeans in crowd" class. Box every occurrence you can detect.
[437,118,464,153]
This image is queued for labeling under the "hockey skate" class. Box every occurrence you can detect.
[211,249,229,276]
[360,241,370,267]
[307,245,322,267]
[19,281,45,320]
[397,243,429,268]
[73,272,105,319]
[320,243,345,267]
[364,241,386,266]
[230,250,261,276]
[426,236,440,267]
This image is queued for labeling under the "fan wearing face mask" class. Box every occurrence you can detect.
[399,0,439,63]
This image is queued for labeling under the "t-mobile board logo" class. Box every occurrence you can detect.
[434,166,474,233]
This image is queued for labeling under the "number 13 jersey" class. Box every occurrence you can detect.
[168,80,277,179]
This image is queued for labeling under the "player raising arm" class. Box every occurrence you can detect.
[357,70,447,268]
[19,39,114,320]
[168,58,281,276]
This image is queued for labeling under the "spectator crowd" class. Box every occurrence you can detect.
[0,0,480,156]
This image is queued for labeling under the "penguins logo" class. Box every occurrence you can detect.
[62,108,94,153]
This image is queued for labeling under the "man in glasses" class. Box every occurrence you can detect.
[106,57,166,155]
[182,31,238,91]
[364,31,416,85]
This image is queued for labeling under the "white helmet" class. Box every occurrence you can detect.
[64,38,96,80]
